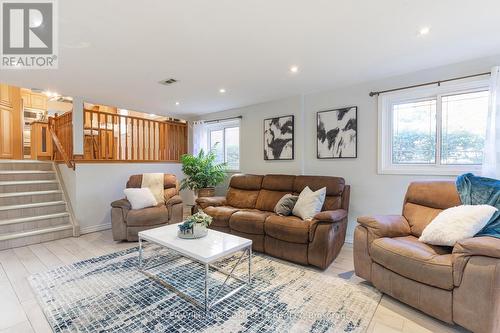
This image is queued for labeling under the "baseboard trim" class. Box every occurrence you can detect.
[80,223,111,234]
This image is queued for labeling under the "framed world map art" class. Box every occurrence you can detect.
[317,106,357,158]
[264,115,294,160]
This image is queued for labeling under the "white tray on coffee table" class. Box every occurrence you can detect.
[138,223,252,311]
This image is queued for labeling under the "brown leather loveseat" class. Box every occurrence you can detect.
[196,174,350,269]
[354,181,500,333]
[111,174,183,241]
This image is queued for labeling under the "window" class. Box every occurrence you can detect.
[207,120,240,171]
[379,80,489,175]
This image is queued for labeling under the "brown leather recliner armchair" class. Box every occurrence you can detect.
[197,174,350,270]
[110,174,183,241]
[354,181,500,333]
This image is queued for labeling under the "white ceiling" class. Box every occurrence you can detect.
[2,0,500,118]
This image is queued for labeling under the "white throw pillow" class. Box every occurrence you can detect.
[419,205,498,246]
[123,188,158,210]
[292,186,326,220]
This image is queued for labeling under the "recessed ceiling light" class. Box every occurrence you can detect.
[219,88,226,94]
[419,27,430,36]
[175,101,180,106]
[290,65,299,73]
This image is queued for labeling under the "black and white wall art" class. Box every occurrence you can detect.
[317,107,357,158]
[264,115,294,160]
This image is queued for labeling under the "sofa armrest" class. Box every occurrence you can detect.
[165,195,183,207]
[196,196,226,209]
[111,198,131,210]
[453,236,500,259]
[357,215,411,238]
[314,209,347,223]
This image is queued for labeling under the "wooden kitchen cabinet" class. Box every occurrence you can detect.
[21,89,47,110]
[0,84,14,159]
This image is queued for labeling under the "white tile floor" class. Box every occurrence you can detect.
[0,229,469,333]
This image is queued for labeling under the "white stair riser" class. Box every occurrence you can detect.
[0,173,56,181]
[0,162,53,171]
[0,227,73,250]
[0,203,67,220]
[0,216,69,234]
[0,192,63,206]
[0,182,59,193]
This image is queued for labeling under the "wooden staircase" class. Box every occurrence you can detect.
[0,160,77,250]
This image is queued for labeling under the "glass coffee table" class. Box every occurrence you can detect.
[138,223,252,312]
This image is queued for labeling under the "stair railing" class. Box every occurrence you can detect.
[48,114,75,170]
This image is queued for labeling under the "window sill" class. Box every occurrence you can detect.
[378,164,481,176]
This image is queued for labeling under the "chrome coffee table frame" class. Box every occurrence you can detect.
[137,226,252,312]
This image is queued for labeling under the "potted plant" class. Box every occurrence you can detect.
[178,211,213,239]
[180,147,227,197]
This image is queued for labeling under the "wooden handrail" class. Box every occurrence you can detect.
[48,117,75,170]
[83,109,188,162]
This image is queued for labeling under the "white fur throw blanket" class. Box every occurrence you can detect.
[141,173,165,204]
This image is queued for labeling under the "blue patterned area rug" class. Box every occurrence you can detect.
[29,246,381,333]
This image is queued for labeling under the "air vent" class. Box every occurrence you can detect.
[159,78,178,86]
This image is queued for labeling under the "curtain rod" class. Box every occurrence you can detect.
[369,71,491,97]
[204,115,242,124]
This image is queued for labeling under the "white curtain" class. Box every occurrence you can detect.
[191,120,207,155]
[483,66,500,178]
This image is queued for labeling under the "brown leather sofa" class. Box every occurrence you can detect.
[354,181,500,333]
[110,174,183,241]
[196,174,350,269]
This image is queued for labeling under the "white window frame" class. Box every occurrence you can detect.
[206,119,241,172]
[378,79,489,175]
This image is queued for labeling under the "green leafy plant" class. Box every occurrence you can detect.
[180,147,227,191]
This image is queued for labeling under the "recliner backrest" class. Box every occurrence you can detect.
[255,175,295,211]
[226,174,263,208]
[232,174,347,212]
[294,175,345,211]
[402,181,461,237]
[126,174,179,201]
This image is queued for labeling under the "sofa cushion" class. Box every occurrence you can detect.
[370,236,454,290]
[255,189,292,211]
[403,181,461,237]
[229,209,275,235]
[265,215,310,244]
[229,174,263,190]
[294,175,344,196]
[403,202,442,237]
[203,205,239,228]
[126,205,169,226]
[261,174,295,192]
[226,188,260,209]
[404,181,461,210]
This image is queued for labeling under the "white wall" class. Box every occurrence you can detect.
[197,54,500,242]
[59,163,187,234]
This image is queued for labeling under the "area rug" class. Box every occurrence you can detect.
[29,246,381,333]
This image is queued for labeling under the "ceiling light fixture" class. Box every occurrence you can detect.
[419,27,430,36]
[219,88,226,94]
[290,65,299,73]
[175,101,180,106]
